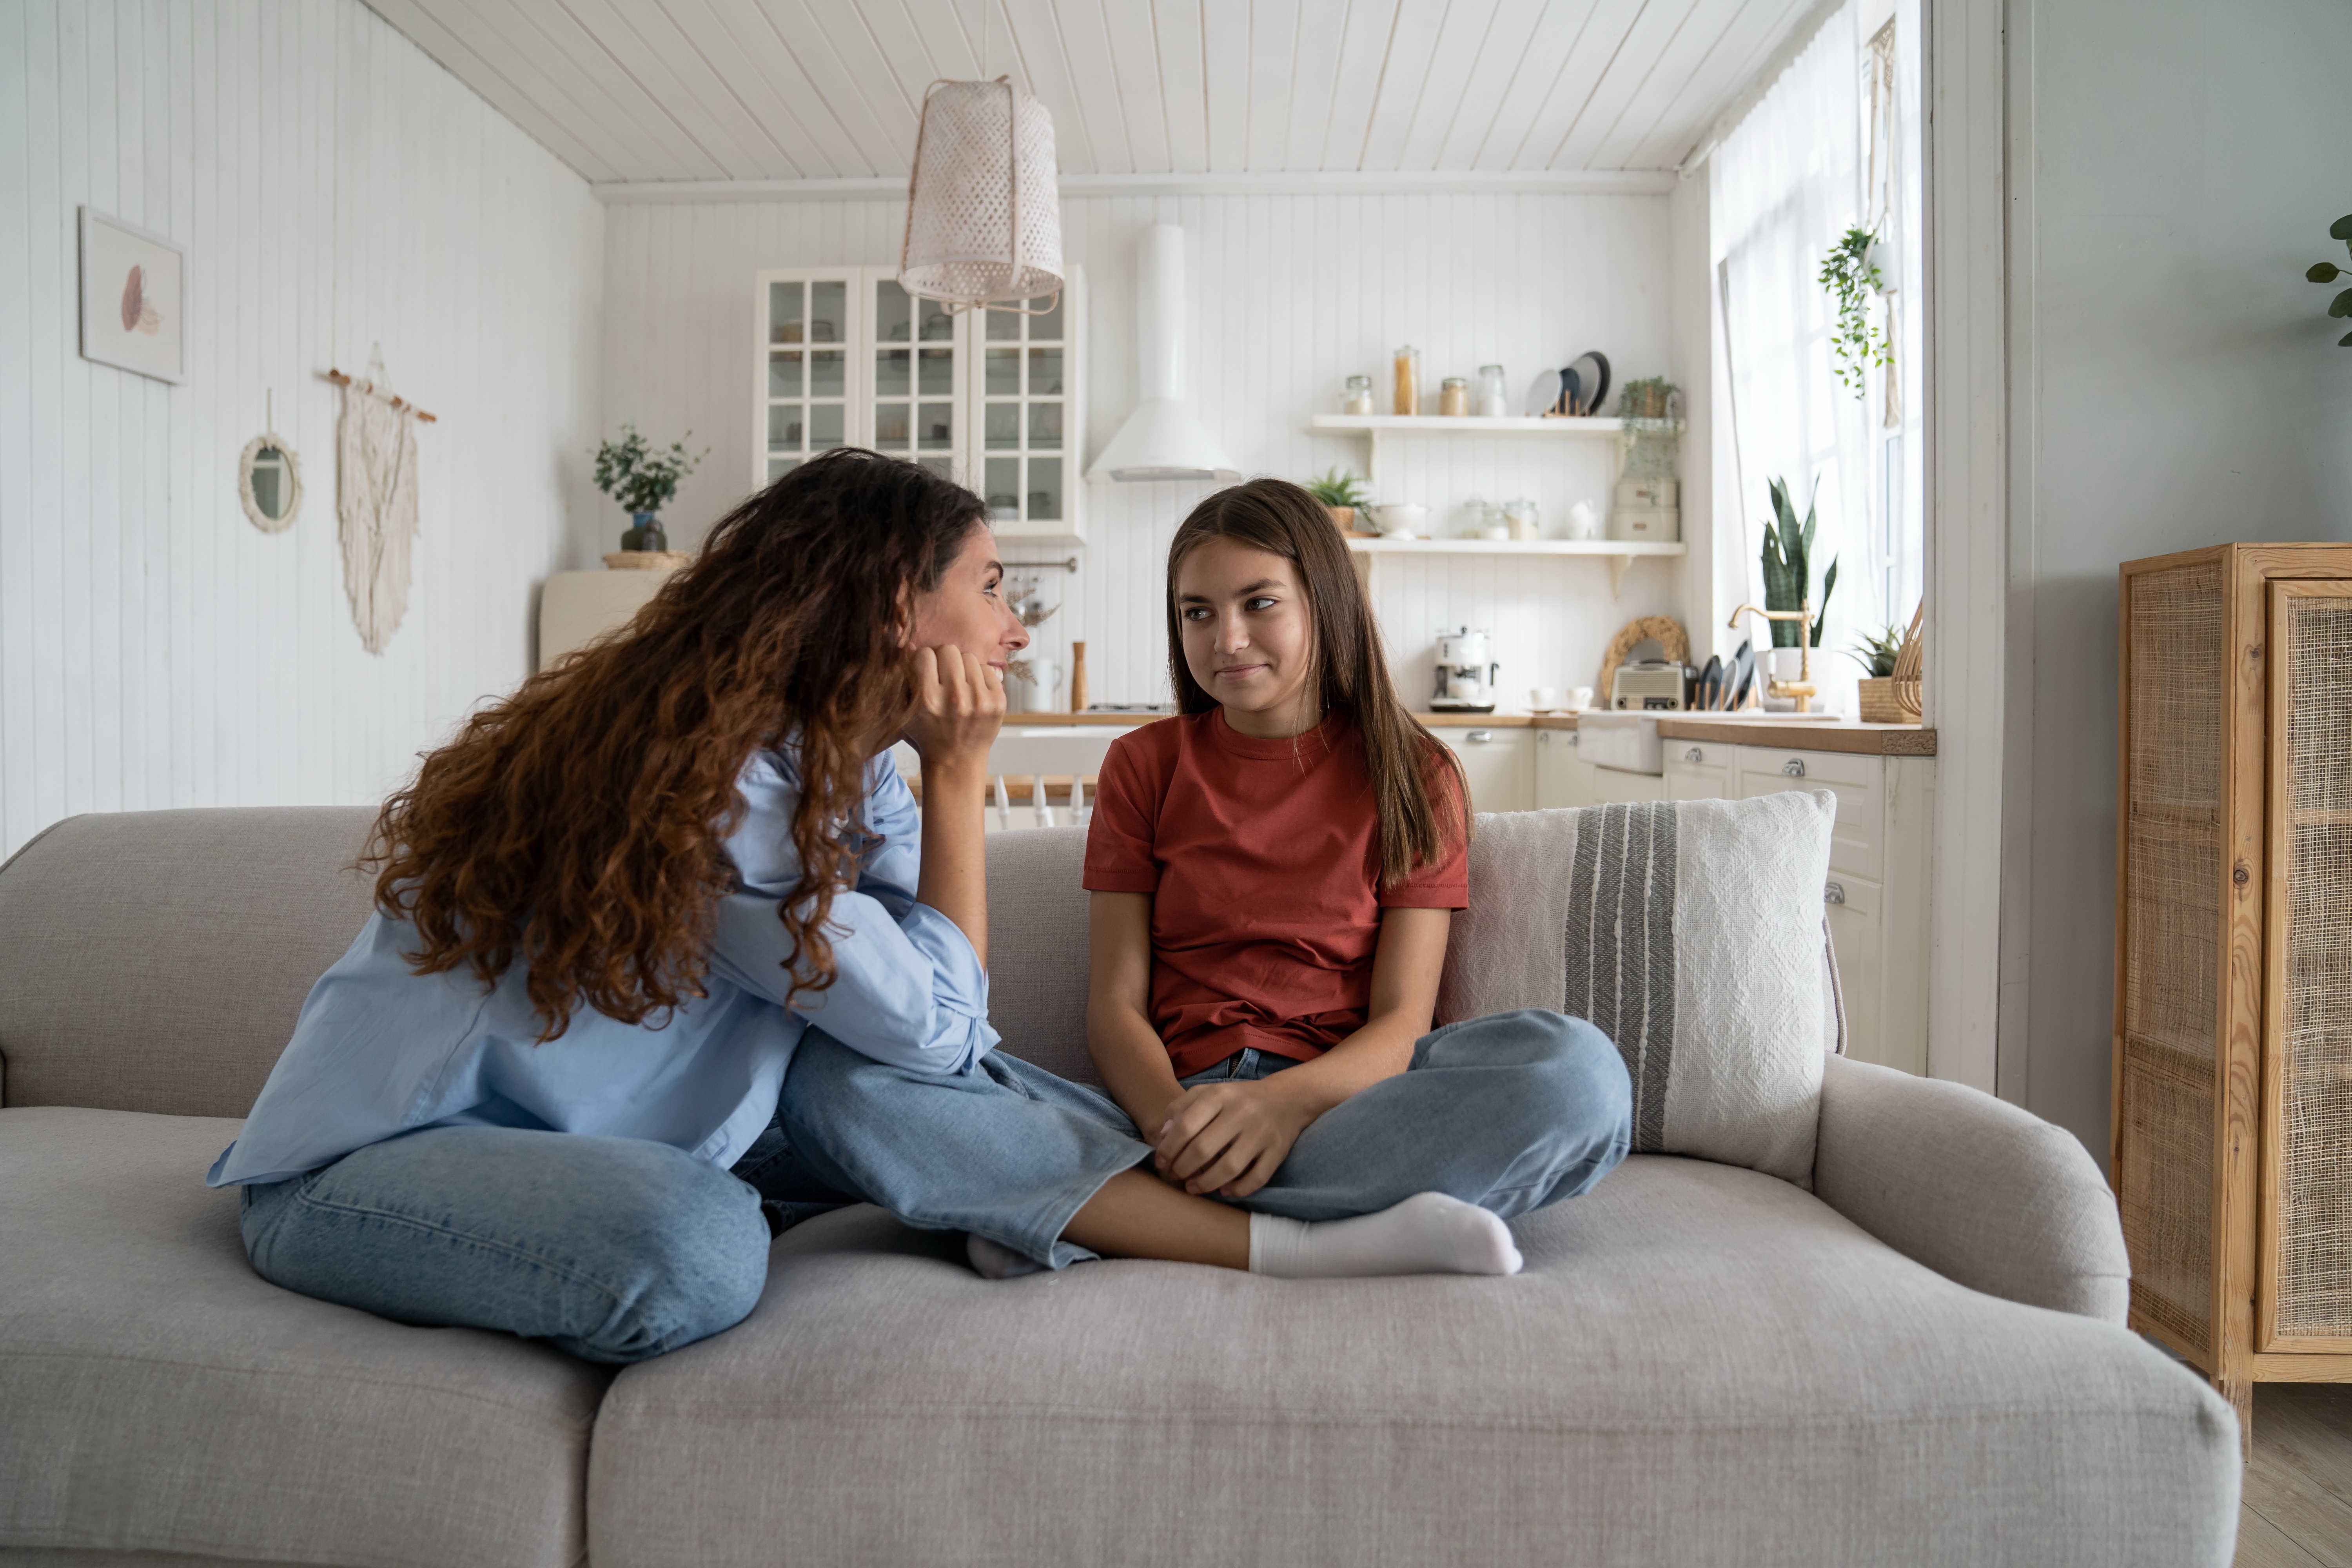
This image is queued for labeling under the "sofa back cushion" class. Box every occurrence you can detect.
[0,808,378,1116]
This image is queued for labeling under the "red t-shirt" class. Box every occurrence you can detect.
[1083,708,1468,1077]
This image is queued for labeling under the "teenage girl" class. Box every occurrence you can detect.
[781,478,1632,1279]
[209,452,1350,1364]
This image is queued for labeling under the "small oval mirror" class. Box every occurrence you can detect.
[240,432,302,532]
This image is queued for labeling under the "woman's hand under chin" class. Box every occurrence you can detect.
[1155,1079,1316,1199]
[901,645,1006,776]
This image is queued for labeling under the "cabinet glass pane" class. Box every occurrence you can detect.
[918,402,953,450]
[768,456,800,483]
[768,404,803,447]
[1027,347,1063,396]
[875,404,910,450]
[768,350,802,396]
[809,403,844,449]
[915,348,953,396]
[1027,456,1062,521]
[875,279,912,343]
[985,303,1022,341]
[984,457,1020,520]
[810,350,844,398]
[769,281,804,343]
[985,403,1018,450]
[875,349,910,397]
[917,302,954,342]
[809,281,845,343]
[985,348,1020,396]
[1028,401,1061,450]
[1031,293,1063,340]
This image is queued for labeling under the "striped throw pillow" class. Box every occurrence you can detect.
[1434,791,1840,1187]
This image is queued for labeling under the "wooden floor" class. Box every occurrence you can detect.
[2237,1383,2352,1566]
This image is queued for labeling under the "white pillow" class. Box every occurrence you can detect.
[1434,792,1840,1188]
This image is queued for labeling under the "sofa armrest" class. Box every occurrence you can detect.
[1812,1054,2130,1323]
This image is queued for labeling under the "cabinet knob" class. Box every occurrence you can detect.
[1465,730,1494,743]
[1782,758,1807,777]
[1824,880,1846,905]
[1684,747,1704,763]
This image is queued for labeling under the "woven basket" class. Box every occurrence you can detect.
[1855,677,1922,722]
[900,78,1063,310]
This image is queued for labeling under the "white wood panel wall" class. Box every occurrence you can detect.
[601,191,1680,710]
[0,0,605,858]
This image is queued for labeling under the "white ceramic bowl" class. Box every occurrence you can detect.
[1367,503,1426,538]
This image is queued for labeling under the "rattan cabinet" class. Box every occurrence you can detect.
[2114,543,2352,1438]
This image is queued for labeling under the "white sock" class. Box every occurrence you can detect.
[1247,1192,1524,1279]
[965,1232,1048,1279]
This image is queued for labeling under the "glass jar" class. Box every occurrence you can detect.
[1474,364,1509,418]
[1343,374,1375,415]
[1504,495,1540,541]
[1392,345,1420,416]
[1439,376,1469,417]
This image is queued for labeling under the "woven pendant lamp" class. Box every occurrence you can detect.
[898,76,1063,314]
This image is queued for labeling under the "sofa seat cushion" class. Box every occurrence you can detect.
[589,1154,2236,1568]
[0,1108,610,1568]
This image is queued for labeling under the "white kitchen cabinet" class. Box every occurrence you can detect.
[753,266,1085,544]
[1429,724,1535,814]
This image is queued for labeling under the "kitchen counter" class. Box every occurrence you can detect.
[1026,710,1936,756]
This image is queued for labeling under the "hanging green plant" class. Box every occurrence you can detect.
[1762,476,1838,649]
[1819,225,1891,397]
[2304,214,2352,346]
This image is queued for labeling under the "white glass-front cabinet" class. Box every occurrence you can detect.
[754,266,1085,545]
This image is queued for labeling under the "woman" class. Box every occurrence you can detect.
[779,479,1632,1279]
[210,451,1271,1363]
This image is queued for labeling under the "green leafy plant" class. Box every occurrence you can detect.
[1305,466,1371,509]
[1819,225,1891,397]
[1848,621,1909,677]
[592,425,706,515]
[1762,477,1838,649]
[2305,214,2352,346]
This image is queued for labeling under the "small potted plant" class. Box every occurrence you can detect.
[2304,214,2352,346]
[593,425,705,563]
[1848,621,1915,722]
[1305,467,1372,535]
[1819,225,1892,397]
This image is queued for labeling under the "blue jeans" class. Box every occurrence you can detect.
[780,1007,1633,1270]
[240,1125,786,1364]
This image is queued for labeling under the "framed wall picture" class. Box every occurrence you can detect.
[79,207,184,384]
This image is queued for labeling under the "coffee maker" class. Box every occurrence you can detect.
[1430,626,1499,712]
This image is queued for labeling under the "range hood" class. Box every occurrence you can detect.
[1086,224,1238,483]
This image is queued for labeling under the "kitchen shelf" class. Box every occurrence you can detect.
[1344,535,1684,601]
[1310,412,1622,487]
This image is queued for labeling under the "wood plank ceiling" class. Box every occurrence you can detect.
[361,0,1815,185]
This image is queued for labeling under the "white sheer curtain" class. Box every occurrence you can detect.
[1711,4,1878,711]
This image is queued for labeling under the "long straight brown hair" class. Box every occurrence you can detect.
[1166,477,1468,885]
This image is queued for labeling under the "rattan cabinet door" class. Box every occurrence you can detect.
[2262,579,2352,1351]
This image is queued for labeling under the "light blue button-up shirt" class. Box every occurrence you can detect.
[207,749,994,1188]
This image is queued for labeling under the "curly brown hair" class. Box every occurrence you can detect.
[1166,477,1468,886]
[363,448,985,1041]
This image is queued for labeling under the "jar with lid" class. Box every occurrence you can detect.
[1474,364,1509,418]
[1503,495,1541,541]
[1439,376,1469,417]
[1392,346,1420,416]
[1343,374,1375,416]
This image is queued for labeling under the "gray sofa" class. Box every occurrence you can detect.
[0,807,2238,1568]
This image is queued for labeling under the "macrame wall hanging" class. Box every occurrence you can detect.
[325,351,434,655]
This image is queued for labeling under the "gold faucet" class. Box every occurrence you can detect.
[1727,601,1816,713]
